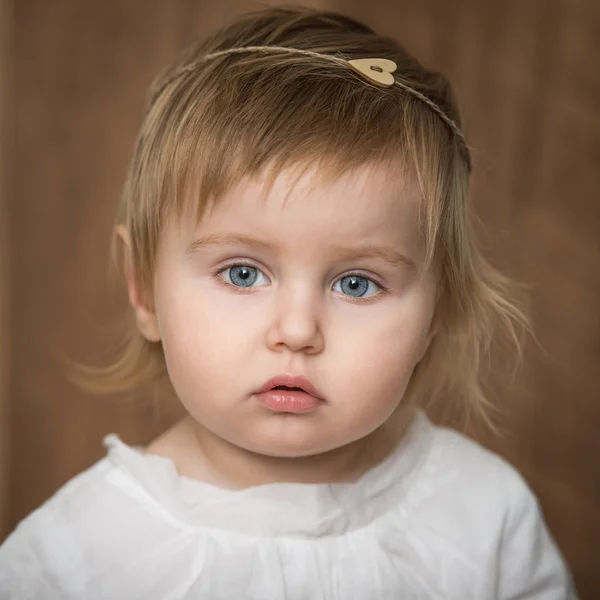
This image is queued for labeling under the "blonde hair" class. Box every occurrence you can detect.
[75,5,531,430]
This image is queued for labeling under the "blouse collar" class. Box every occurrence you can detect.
[103,409,436,538]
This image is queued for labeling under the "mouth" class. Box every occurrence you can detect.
[273,385,303,391]
[255,381,323,414]
[256,375,324,401]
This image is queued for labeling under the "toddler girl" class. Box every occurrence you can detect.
[0,6,578,599]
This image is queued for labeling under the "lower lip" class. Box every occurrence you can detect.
[256,390,321,413]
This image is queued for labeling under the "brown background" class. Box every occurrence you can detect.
[3,0,599,597]
[0,0,11,554]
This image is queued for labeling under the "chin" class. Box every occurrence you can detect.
[234,432,340,459]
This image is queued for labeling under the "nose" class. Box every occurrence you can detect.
[265,286,324,355]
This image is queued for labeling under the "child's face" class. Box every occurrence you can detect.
[138,162,439,458]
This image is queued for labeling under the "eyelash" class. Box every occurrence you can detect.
[214,261,388,301]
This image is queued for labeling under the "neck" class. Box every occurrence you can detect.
[147,407,415,489]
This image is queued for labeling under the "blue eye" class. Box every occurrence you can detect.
[218,265,381,299]
[333,275,380,298]
[220,264,269,288]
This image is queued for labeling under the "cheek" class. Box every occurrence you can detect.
[154,283,226,387]
[338,335,419,399]
[155,278,269,394]
[333,295,432,358]
[329,300,433,392]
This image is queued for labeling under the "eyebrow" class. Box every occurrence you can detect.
[187,232,416,270]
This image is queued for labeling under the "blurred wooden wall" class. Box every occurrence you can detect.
[0,0,11,541]
[6,0,600,596]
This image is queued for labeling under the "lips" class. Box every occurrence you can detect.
[257,374,324,401]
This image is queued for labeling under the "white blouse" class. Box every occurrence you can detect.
[0,410,578,599]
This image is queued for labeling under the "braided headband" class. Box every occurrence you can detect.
[157,45,471,171]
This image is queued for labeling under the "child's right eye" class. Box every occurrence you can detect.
[217,264,270,288]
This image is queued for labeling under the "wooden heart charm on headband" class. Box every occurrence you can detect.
[347,58,397,87]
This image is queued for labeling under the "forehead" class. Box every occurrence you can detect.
[186,161,424,244]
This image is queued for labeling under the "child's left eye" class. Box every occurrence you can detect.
[333,275,381,299]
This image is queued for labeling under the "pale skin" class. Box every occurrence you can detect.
[118,161,440,489]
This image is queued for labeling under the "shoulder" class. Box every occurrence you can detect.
[0,461,107,599]
[406,417,540,551]
[413,417,577,598]
[1,456,126,537]
[426,420,535,504]
[17,454,137,531]
[423,422,562,547]
[0,455,150,598]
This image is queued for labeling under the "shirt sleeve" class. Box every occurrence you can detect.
[497,474,579,600]
[0,508,86,600]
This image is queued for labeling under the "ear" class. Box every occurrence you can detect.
[115,225,161,343]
